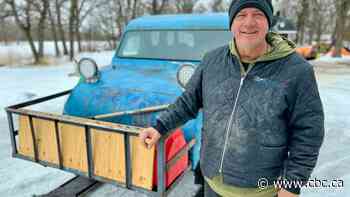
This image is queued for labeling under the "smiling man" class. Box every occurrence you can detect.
[140,0,325,197]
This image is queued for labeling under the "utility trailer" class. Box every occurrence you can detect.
[5,90,196,197]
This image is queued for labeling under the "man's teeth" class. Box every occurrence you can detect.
[243,32,257,34]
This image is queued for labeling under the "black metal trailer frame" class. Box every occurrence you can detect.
[5,90,197,197]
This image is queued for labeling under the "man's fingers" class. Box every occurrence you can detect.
[139,129,150,147]
[147,132,161,149]
[145,138,154,149]
[145,138,152,144]
[138,127,160,149]
[146,137,157,149]
[139,129,146,138]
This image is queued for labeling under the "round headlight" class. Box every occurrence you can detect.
[78,58,99,83]
[176,63,196,89]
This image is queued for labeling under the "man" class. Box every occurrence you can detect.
[139,0,325,196]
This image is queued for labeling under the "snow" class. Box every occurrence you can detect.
[317,55,350,64]
[0,41,112,66]
[0,43,349,196]
[300,60,350,197]
[0,45,115,196]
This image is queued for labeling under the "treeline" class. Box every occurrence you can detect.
[283,0,350,57]
[0,0,349,63]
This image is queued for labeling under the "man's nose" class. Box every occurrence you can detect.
[243,15,257,27]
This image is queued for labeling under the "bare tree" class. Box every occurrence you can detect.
[193,0,227,13]
[75,0,106,52]
[310,0,322,45]
[0,18,7,44]
[5,0,49,64]
[91,0,144,50]
[48,1,60,56]
[193,1,210,13]
[0,0,11,19]
[55,0,69,55]
[175,0,195,13]
[333,0,350,57]
[75,0,88,52]
[149,0,168,14]
[306,0,317,45]
[116,0,142,39]
[0,0,12,44]
[69,0,78,60]
[34,0,49,58]
[212,0,226,12]
[315,0,335,46]
[295,0,309,45]
[92,1,118,49]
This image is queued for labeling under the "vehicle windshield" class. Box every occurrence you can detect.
[117,30,232,61]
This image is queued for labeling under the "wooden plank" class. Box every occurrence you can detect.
[91,129,126,183]
[18,115,35,158]
[9,108,142,135]
[130,136,155,190]
[58,123,88,173]
[33,118,59,164]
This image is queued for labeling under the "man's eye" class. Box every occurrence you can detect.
[237,14,246,17]
[254,13,265,17]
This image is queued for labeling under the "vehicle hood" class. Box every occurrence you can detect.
[63,58,199,118]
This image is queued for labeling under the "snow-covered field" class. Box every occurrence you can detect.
[0,44,349,196]
[0,41,112,66]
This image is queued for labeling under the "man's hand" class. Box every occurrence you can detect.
[139,127,161,149]
[277,188,299,197]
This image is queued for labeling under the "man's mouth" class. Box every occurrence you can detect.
[241,31,258,35]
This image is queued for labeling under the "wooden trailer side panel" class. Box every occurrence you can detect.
[91,130,156,190]
[33,118,60,164]
[18,116,60,164]
[91,129,126,183]
[130,136,155,190]
[18,115,35,158]
[58,123,88,173]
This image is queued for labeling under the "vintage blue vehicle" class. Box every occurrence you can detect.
[63,13,233,169]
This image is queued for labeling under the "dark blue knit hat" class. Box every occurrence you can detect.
[228,0,274,29]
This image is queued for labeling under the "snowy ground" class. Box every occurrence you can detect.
[0,50,116,196]
[0,41,112,66]
[0,50,349,196]
[300,58,350,196]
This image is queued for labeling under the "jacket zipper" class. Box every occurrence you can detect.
[218,63,254,174]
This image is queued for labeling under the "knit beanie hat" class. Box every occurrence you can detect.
[228,0,274,28]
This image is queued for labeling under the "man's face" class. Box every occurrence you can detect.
[231,7,269,49]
